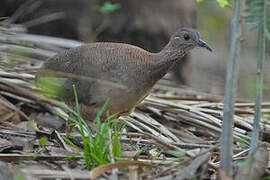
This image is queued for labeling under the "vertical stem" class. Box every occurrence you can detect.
[220,0,241,177]
[250,23,265,153]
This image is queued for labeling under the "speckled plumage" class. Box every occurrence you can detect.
[37,28,212,121]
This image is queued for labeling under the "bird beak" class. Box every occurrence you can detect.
[197,39,212,52]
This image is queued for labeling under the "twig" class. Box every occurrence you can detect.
[122,132,182,152]
[22,12,66,28]
[0,154,81,162]
[2,0,40,25]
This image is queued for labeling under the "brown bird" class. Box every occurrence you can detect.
[36,27,212,121]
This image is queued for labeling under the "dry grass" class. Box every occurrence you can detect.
[0,22,269,179]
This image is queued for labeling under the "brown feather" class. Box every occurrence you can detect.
[37,28,211,121]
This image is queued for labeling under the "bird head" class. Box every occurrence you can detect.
[170,28,212,52]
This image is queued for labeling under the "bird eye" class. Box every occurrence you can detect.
[184,34,190,41]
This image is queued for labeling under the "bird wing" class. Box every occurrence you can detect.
[41,42,150,107]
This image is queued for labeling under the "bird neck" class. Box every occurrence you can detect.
[141,44,185,85]
[152,42,187,70]
[137,42,188,86]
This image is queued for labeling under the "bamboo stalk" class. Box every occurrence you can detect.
[220,0,241,177]
[250,19,266,153]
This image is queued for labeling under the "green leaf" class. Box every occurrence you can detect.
[39,136,48,146]
[237,159,249,168]
[196,0,229,7]
[112,136,121,157]
[63,136,78,149]
[63,152,81,161]
[216,0,230,7]
[15,174,25,180]
[167,150,186,158]
[99,2,121,15]
[248,24,262,31]
[94,98,109,125]
[246,0,264,6]
[244,0,270,41]
[244,7,263,13]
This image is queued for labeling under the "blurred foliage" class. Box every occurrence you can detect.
[7,46,29,57]
[195,1,230,42]
[241,76,270,98]
[244,0,270,40]
[89,1,121,41]
[237,159,249,168]
[4,46,30,67]
[93,1,121,15]
[15,174,25,180]
[196,0,230,8]
[245,0,269,152]
[35,75,66,98]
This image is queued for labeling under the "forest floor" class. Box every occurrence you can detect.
[0,23,269,180]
